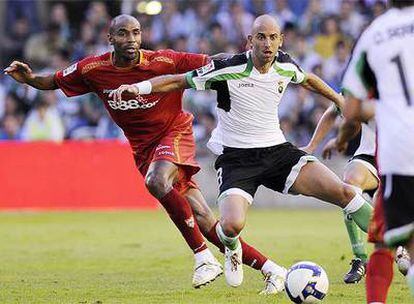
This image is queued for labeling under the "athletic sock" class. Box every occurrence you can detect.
[343,211,368,262]
[261,259,285,276]
[194,248,215,265]
[159,188,207,253]
[216,222,240,250]
[366,248,393,304]
[205,222,267,270]
[407,265,414,297]
[343,194,373,233]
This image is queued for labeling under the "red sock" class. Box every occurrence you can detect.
[159,189,207,253]
[205,222,268,270]
[366,248,394,304]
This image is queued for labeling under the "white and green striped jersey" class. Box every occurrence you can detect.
[342,6,414,175]
[185,50,306,154]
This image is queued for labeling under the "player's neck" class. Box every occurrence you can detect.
[252,55,273,74]
[112,52,140,68]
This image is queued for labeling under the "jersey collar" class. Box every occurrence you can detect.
[110,50,143,69]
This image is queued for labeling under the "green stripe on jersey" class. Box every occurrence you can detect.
[185,71,196,89]
[204,56,253,89]
[355,51,377,95]
[273,64,296,79]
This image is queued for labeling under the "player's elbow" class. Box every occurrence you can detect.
[172,74,188,90]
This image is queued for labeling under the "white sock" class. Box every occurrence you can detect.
[194,248,214,265]
[261,259,286,275]
[343,193,365,215]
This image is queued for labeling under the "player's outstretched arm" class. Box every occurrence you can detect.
[301,73,344,108]
[111,74,189,102]
[301,104,339,154]
[4,61,58,90]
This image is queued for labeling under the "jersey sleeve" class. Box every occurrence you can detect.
[275,51,307,84]
[290,65,306,84]
[342,31,376,100]
[54,61,91,97]
[185,60,224,90]
[168,50,208,73]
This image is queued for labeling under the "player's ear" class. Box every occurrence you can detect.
[108,33,114,45]
[279,33,284,48]
[247,35,253,48]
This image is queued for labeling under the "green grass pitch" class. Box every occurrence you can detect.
[0,209,411,304]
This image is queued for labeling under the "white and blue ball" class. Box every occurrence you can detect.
[285,261,329,303]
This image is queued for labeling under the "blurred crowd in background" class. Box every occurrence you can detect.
[0,0,387,156]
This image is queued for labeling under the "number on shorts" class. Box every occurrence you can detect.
[216,167,223,187]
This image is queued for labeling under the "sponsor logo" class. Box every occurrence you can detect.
[157,150,174,156]
[155,145,171,151]
[196,61,215,76]
[237,83,254,88]
[63,63,77,77]
[104,89,160,110]
[185,216,195,228]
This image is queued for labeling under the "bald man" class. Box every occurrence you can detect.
[113,14,373,290]
[5,14,286,292]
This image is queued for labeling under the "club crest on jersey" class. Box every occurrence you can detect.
[277,81,284,93]
[185,216,195,228]
[196,61,215,76]
[63,63,77,77]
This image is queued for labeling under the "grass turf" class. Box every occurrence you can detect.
[0,209,410,304]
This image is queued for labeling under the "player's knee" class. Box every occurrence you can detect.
[220,217,244,237]
[343,174,364,188]
[145,171,170,198]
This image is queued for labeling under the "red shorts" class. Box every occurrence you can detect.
[368,187,385,243]
[133,114,200,194]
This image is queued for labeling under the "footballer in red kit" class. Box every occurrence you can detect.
[54,49,206,192]
[5,15,286,292]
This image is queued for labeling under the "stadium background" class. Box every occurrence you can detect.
[0,0,387,209]
[1,1,413,304]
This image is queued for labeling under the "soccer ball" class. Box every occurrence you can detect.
[395,246,410,276]
[285,261,329,303]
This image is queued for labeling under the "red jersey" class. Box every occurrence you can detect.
[54,49,208,153]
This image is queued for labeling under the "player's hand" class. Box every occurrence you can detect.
[109,84,139,102]
[322,138,337,159]
[336,140,348,154]
[4,61,34,84]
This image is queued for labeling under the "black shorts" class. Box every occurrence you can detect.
[381,174,414,247]
[349,154,379,197]
[214,142,317,204]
